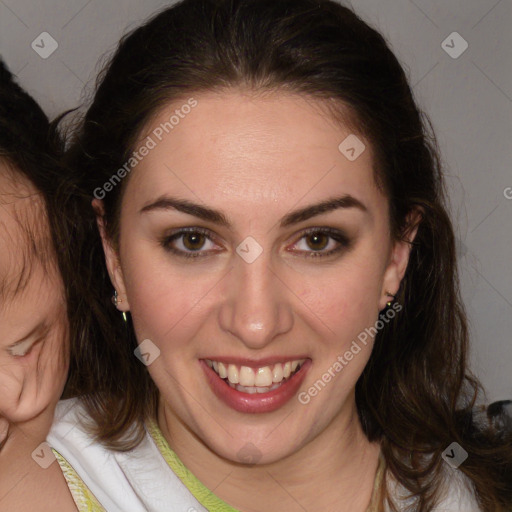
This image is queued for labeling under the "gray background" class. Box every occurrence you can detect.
[1,0,510,403]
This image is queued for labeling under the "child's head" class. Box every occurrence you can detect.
[0,60,69,440]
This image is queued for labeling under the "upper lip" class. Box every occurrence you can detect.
[201,356,310,368]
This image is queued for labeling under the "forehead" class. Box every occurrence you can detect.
[0,162,52,306]
[128,90,383,218]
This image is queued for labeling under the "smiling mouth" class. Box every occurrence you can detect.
[204,358,307,394]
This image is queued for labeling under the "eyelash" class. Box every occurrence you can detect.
[159,226,351,260]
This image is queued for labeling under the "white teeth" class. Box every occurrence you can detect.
[237,385,257,394]
[207,358,306,389]
[239,366,256,386]
[227,364,239,384]
[254,366,273,387]
[218,362,228,379]
[272,364,283,383]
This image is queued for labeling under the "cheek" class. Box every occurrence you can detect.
[0,417,8,444]
[299,259,384,342]
[0,364,26,419]
[0,309,69,423]
[123,254,215,348]
[0,341,66,423]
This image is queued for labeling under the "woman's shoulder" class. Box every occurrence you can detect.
[48,397,208,512]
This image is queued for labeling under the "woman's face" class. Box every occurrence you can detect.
[102,91,414,464]
[0,166,68,437]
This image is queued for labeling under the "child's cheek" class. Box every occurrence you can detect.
[0,417,8,446]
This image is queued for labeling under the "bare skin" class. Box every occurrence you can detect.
[0,165,77,511]
[98,90,419,512]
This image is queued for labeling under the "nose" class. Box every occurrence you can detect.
[218,247,294,350]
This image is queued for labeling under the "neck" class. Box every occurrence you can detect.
[157,395,381,512]
[0,403,71,509]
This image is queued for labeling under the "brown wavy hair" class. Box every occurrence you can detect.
[61,1,512,510]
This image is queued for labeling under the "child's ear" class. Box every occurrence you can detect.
[379,207,423,310]
[92,199,130,311]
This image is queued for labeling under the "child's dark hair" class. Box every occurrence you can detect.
[0,59,64,196]
[0,59,67,297]
[61,1,512,510]
[0,60,72,372]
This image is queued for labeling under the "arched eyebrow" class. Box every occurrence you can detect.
[139,194,368,229]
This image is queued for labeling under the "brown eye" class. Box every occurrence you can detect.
[182,232,206,251]
[290,227,351,258]
[160,227,219,259]
[305,232,329,251]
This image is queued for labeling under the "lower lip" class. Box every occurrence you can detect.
[202,360,311,414]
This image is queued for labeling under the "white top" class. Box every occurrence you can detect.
[386,459,481,511]
[47,398,482,512]
[47,398,208,512]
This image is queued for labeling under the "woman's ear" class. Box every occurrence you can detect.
[92,198,130,312]
[379,207,423,310]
